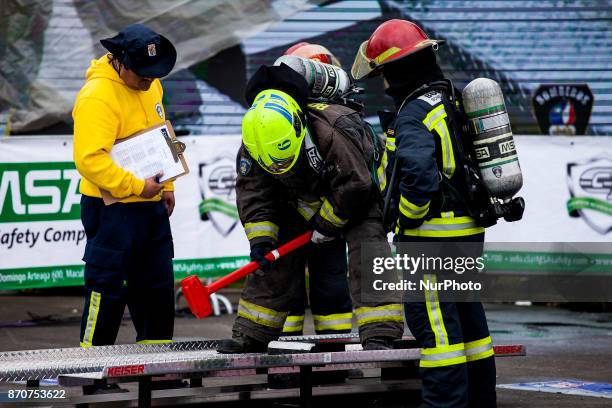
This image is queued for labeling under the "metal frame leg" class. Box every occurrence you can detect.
[210,292,221,316]
[138,376,152,408]
[209,293,233,316]
[299,366,312,408]
[190,377,203,388]
[206,277,233,316]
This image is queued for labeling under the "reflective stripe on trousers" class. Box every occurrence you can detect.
[355,304,403,326]
[237,299,287,328]
[80,291,101,348]
[420,275,467,368]
[313,312,353,332]
[424,275,449,347]
[282,314,305,333]
[420,342,467,368]
[465,335,494,362]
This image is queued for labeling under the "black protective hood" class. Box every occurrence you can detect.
[244,63,310,108]
[382,48,444,109]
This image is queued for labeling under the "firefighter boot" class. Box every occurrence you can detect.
[363,336,395,351]
[217,332,268,354]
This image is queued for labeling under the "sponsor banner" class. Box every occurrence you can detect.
[0,135,610,290]
[486,136,612,241]
[0,135,250,290]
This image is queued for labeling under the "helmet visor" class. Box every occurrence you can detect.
[351,41,379,80]
[265,155,296,174]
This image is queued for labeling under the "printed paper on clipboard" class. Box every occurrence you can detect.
[101,121,189,205]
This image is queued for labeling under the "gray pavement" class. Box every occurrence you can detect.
[0,290,611,407]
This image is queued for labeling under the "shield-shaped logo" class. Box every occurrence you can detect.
[198,156,239,237]
[147,43,156,57]
[566,157,612,234]
[532,84,594,135]
[155,103,163,119]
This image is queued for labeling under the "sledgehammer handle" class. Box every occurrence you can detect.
[206,231,313,293]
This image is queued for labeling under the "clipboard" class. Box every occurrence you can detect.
[100,121,189,205]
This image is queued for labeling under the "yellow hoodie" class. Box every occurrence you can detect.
[73,54,173,202]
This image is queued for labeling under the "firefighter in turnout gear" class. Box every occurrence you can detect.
[217,63,403,353]
[280,43,352,336]
[352,20,496,407]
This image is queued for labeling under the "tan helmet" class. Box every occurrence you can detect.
[284,42,342,68]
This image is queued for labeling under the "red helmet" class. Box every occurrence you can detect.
[351,19,444,80]
[284,42,342,67]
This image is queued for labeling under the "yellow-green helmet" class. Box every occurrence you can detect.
[242,89,305,175]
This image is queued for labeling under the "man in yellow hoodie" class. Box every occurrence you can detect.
[73,24,177,348]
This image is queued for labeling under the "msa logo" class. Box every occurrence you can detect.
[306,147,323,173]
[499,140,516,154]
[0,162,81,223]
[475,147,490,160]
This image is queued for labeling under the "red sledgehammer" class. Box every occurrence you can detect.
[181,231,313,318]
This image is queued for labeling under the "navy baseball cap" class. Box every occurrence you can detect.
[100,24,177,78]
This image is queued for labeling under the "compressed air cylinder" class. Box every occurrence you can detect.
[462,78,523,200]
[274,55,351,100]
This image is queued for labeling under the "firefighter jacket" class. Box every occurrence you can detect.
[384,88,485,238]
[236,101,379,247]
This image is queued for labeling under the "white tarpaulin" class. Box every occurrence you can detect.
[0,135,610,290]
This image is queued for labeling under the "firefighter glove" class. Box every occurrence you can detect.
[311,230,335,244]
[250,241,275,271]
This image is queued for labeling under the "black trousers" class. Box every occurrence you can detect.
[79,196,174,346]
[397,233,496,408]
[283,238,353,335]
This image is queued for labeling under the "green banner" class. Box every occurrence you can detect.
[3,250,611,290]
[567,197,612,217]
[0,256,250,290]
[484,250,612,274]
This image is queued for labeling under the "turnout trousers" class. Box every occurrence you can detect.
[79,196,175,347]
[397,233,496,408]
[281,238,353,335]
[234,200,404,344]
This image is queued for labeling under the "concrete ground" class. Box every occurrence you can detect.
[0,288,611,407]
